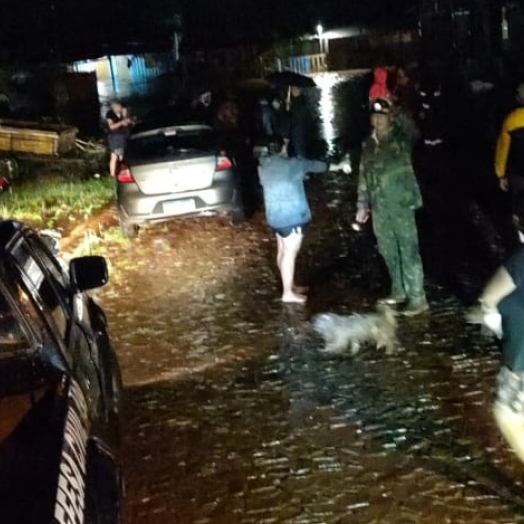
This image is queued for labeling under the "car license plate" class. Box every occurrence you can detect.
[163,199,196,214]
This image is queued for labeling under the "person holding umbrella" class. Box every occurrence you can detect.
[285,86,309,159]
[267,72,316,159]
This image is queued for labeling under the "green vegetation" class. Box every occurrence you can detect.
[74,225,129,256]
[0,176,115,229]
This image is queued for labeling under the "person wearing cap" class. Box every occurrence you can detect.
[355,98,428,315]
[495,84,524,224]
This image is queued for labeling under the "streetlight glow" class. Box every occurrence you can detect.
[316,23,324,54]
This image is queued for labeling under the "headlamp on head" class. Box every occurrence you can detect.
[371,98,391,115]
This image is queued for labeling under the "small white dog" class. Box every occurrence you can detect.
[312,306,397,355]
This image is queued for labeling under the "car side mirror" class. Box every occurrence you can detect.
[69,256,109,292]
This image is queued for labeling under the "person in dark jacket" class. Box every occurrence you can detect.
[470,240,524,464]
[417,71,445,147]
[258,144,347,303]
[106,99,133,177]
[259,96,289,143]
[283,87,309,159]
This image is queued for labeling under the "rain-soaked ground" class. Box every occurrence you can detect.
[86,72,524,522]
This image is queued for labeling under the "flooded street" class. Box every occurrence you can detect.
[91,73,524,522]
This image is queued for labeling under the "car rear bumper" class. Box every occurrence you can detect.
[118,179,240,224]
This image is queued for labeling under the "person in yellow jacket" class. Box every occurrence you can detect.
[495,84,524,221]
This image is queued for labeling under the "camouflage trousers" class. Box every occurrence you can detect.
[372,206,426,302]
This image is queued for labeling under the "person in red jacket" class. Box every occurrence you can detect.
[368,67,392,105]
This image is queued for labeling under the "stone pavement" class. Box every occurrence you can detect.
[93,172,524,523]
[120,303,524,523]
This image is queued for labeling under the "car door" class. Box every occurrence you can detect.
[8,233,103,418]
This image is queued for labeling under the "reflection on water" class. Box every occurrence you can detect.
[314,70,371,154]
[114,203,524,522]
[315,72,342,153]
[96,67,524,524]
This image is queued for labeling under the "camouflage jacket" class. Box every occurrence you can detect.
[357,121,422,213]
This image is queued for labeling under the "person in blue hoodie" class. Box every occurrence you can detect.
[258,142,349,303]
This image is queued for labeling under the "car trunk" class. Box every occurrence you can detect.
[130,154,216,195]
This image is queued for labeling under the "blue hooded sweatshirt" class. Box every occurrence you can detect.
[258,155,327,230]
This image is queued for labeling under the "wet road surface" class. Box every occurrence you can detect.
[82,72,524,522]
[87,168,524,523]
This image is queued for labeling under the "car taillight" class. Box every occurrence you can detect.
[216,152,233,171]
[117,164,134,183]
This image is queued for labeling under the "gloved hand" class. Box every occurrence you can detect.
[483,309,503,338]
[465,302,503,339]
[355,208,370,224]
[328,153,352,174]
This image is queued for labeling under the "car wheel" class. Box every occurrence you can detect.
[230,190,245,225]
[85,439,123,524]
[106,352,123,442]
[119,217,139,239]
[88,300,122,440]
[231,206,245,225]
[94,354,122,443]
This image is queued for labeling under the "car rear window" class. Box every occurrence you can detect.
[127,128,218,162]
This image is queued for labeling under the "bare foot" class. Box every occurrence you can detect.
[293,285,309,294]
[282,292,307,304]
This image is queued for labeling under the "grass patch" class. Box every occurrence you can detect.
[71,226,133,284]
[0,175,115,229]
[73,225,129,257]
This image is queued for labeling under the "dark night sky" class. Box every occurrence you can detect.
[0,0,180,61]
[0,0,420,61]
[181,0,421,48]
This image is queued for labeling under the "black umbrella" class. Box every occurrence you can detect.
[266,71,316,88]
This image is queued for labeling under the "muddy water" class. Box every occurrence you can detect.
[90,73,524,522]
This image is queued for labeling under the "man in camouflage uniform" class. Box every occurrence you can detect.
[355,99,428,315]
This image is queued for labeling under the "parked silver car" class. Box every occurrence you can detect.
[116,124,244,238]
